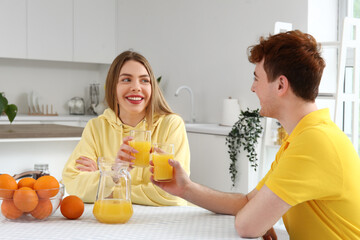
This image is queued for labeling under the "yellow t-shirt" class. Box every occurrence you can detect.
[62,108,190,206]
[257,109,360,239]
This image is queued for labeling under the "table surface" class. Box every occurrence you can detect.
[0,204,260,240]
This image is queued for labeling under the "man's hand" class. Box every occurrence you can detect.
[150,159,191,198]
[262,227,277,240]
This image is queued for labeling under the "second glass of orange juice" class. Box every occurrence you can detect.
[152,143,175,182]
[129,130,151,167]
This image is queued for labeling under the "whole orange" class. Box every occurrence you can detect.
[13,187,39,212]
[0,174,18,199]
[60,195,84,220]
[31,199,53,219]
[33,176,60,198]
[18,177,36,189]
[1,199,23,219]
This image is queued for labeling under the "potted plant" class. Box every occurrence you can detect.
[0,92,18,123]
[226,108,263,187]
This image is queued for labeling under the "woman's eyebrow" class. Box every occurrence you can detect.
[119,73,132,77]
[119,73,149,78]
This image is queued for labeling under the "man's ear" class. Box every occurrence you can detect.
[277,75,289,96]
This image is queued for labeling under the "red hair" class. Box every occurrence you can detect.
[248,30,326,101]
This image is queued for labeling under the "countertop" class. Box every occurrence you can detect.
[0,114,95,122]
[185,123,232,136]
[1,115,233,136]
[0,124,84,142]
[0,204,259,240]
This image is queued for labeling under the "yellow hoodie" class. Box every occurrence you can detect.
[62,108,190,206]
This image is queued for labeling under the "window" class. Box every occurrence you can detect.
[339,0,360,153]
[352,0,360,152]
[355,1,360,152]
[355,0,360,18]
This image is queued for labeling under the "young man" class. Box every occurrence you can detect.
[150,30,360,239]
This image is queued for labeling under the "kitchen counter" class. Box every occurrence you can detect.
[1,115,233,136]
[185,123,232,136]
[0,114,95,122]
[0,124,84,142]
[0,204,260,240]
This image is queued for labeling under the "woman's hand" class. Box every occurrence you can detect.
[116,136,137,170]
[76,156,98,172]
[150,159,191,198]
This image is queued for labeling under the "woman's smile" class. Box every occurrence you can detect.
[126,94,145,104]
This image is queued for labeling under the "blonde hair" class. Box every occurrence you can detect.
[105,51,173,129]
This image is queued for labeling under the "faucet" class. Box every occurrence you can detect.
[175,85,195,123]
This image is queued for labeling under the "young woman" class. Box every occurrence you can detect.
[62,51,190,206]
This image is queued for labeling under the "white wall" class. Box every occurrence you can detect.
[117,0,308,123]
[0,58,108,115]
[1,0,309,121]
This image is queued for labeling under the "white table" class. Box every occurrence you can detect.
[0,204,260,240]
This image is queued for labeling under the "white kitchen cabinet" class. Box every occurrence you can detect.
[0,0,27,59]
[1,0,117,64]
[27,0,73,61]
[187,132,252,193]
[0,140,79,181]
[73,0,116,64]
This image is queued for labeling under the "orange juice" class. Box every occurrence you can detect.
[93,199,133,224]
[130,141,151,167]
[153,153,174,181]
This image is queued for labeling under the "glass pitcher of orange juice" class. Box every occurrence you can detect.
[93,157,133,224]
[129,130,151,167]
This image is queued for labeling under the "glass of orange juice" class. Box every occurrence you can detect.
[129,130,151,167]
[152,143,175,182]
[93,157,133,224]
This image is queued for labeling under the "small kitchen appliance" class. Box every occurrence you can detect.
[88,83,100,115]
[68,97,85,115]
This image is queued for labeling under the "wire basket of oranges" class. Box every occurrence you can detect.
[0,174,64,221]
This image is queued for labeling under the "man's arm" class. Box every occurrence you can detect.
[182,181,258,215]
[151,159,290,238]
[235,185,291,238]
[151,159,258,215]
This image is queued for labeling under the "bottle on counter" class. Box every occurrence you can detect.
[33,163,50,179]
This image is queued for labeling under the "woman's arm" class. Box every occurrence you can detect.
[61,122,100,203]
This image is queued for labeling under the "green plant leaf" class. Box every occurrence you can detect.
[1,93,18,123]
[0,93,8,113]
[5,104,18,123]
[225,108,263,187]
